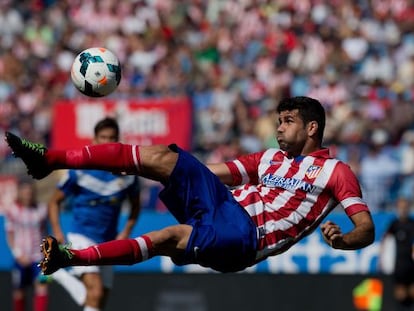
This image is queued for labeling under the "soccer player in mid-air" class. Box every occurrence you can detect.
[5,96,375,274]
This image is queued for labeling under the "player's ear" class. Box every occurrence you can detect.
[307,121,319,137]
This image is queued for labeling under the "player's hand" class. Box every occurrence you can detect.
[116,231,129,240]
[54,231,66,244]
[16,256,31,267]
[320,220,344,249]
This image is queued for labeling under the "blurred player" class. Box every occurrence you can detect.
[47,117,141,311]
[5,178,49,311]
[5,96,375,274]
[380,197,414,311]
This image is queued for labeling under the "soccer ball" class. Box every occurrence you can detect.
[71,47,121,97]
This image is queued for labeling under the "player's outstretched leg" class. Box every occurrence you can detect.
[40,236,73,275]
[5,132,52,179]
[5,131,139,179]
[39,226,192,275]
[39,234,156,275]
[5,131,179,182]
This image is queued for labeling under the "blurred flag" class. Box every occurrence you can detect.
[353,278,383,311]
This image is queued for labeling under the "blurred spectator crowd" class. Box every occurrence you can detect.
[1,0,414,211]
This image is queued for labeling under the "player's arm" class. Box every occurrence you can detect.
[207,163,234,185]
[412,241,414,261]
[378,224,393,250]
[5,223,17,257]
[207,152,263,186]
[47,189,66,243]
[377,223,395,272]
[321,211,374,250]
[6,229,28,265]
[5,215,29,265]
[321,162,375,250]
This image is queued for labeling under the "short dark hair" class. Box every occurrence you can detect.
[94,117,120,139]
[276,96,326,141]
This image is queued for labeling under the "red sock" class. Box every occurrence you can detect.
[34,294,48,311]
[13,296,24,311]
[70,236,153,266]
[46,143,141,173]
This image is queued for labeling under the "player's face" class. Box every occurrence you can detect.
[396,198,410,219]
[276,109,308,155]
[17,183,35,206]
[94,128,119,144]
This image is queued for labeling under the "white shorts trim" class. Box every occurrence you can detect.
[67,232,114,288]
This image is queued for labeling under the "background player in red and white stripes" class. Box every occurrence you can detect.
[5,178,49,311]
[6,96,375,274]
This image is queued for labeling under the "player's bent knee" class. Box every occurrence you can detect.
[86,285,105,302]
[150,224,192,256]
[140,145,178,178]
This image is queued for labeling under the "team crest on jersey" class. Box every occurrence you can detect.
[305,165,322,179]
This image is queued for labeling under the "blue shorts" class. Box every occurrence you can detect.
[159,145,258,272]
[12,262,42,289]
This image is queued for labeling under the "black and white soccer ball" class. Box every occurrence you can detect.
[71,47,121,97]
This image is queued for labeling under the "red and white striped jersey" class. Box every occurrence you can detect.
[225,148,369,262]
[5,203,48,262]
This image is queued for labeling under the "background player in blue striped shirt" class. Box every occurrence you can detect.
[47,117,141,311]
